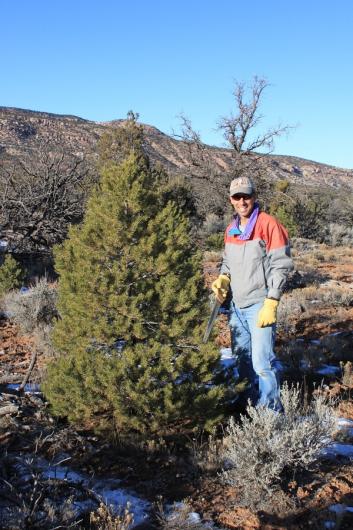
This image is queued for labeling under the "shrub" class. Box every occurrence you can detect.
[324,223,353,247]
[220,384,336,511]
[4,277,58,333]
[204,232,224,251]
[287,284,353,309]
[275,179,290,193]
[271,204,298,238]
[320,286,353,307]
[43,121,233,436]
[0,254,23,297]
[203,250,222,264]
[276,294,304,336]
[202,213,227,236]
[293,196,327,242]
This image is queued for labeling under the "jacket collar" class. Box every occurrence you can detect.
[228,203,260,240]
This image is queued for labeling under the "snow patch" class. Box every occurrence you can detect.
[315,364,340,376]
[321,443,353,458]
[329,503,353,514]
[337,418,353,427]
[38,461,150,527]
[7,383,41,394]
[220,348,239,378]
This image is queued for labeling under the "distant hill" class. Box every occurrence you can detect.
[1,106,352,192]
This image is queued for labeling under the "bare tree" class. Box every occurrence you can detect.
[174,77,292,216]
[0,141,96,252]
[218,76,289,159]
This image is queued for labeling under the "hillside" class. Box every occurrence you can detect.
[1,106,352,190]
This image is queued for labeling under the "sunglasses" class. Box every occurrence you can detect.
[231,194,253,201]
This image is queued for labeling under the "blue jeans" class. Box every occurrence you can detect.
[229,301,283,412]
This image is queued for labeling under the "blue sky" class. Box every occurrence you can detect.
[2,0,352,168]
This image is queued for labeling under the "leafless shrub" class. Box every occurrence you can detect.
[174,78,293,217]
[220,384,336,511]
[0,142,95,252]
[4,277,58,333]
[324,223,353,247]
[89,502,134,530]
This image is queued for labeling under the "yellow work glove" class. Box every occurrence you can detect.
[257,298,279,327]
[211,274,230,303]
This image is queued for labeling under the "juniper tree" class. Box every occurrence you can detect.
[43,123,232,435]
[0,254,23,297]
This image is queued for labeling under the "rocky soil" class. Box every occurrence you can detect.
[1,241,353,529]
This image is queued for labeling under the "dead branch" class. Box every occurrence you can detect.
[19,348,37,392]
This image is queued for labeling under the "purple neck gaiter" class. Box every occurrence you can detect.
[229,202,260,241]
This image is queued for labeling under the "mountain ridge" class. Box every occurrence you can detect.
[0,106,352,192]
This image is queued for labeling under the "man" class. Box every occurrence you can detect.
[212,176,293,411]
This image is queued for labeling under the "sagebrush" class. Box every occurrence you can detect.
[4,277,58,333]
[220,384,336,511]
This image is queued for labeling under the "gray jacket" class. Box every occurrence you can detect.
[220,211,293,308]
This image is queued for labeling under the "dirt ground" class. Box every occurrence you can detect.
[1,242,353,529]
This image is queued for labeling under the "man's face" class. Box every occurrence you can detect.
[230,193,256,219]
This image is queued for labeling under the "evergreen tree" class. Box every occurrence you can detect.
[0,254,23,297]
[43,123,231,435]
[269,180,298,238]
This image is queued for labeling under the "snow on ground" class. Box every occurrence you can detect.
[324,504,353,527]
[220,347,239,378]
[320,417,353,459]
[337,418,353,427]
[315,364,341,375]
[337,417,353,438]
[329,504,353,514]
[37,460,150,527]
[321,443,353,459]
[7,383,41,393]
[165,502,218,529]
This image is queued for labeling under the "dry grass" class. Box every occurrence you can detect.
[190,432,225,475]
[203,250,222,264]
[89,503,134,530]
[341,361,353,388]
[281,284,353,312]
[293,242,353,270]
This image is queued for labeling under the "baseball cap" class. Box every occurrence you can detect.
[229,176,255,197]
